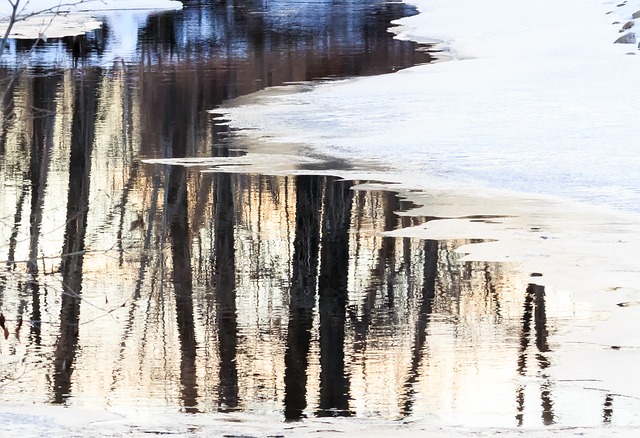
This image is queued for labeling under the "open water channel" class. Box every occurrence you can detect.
[0,0,636,433]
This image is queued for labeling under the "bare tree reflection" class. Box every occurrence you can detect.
[27,71,59,273]
[534,284,553,425]
[167,165,199,413]
[349,191,401,346]
[400,240,438,417]
[5,185,27,271]
[25,71,60,345]
[515,283,554,426]
[213,171,238,411]
[284,175,323,420]
[603,394,613,424]
[162,65,201,412]
[317,178,353,417]
[53,70,100,404]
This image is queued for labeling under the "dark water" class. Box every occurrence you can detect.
[0,0,630,430]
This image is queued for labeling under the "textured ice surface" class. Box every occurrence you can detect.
[222,0,640,214]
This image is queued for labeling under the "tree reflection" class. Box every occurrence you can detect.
[53,70,100,404]
[350,191,402,353]
[400,240,438,417]
[213,170,238,411]
[167,165,199,413]
[24,71,60,345]
[515,283,554,426]
[284,175,323,420]
[0,1,595,426]
[603,394,613,424]
[317,178,353,417]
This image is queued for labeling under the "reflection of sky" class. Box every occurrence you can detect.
[0,0,182,40]
[174,6,217,47]
[102,12,151,60]
[1,10,165,67]
[1,0,416,68]
[262,0,334,31]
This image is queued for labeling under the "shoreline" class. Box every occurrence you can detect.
[211,0,640,422]
[3,400,640,436]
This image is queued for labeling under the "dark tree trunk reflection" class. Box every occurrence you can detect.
[284,175,323,420]
[400,239,438,417]
[603,394,613,424]
[27,71,58,273]
[53,71,99,404]
[26,71,59,345]
[317,178,353,417]
[351,191,401,353]
[163,64,200,412]
[214,171,238,411]
[168,165,199,413]
[515,283,554,426]
[533,284,554,425]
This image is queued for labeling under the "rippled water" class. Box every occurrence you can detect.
[0,0,637,431]
[0,166,543,422]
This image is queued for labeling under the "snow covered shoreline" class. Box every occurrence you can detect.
[222,0,640,213]
[3,402,640,437]
[393,0,640,58]
[218,0,640,274]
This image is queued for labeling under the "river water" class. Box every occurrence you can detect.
[0,0,637,432]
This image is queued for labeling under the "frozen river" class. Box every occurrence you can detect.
[1,0,640,436]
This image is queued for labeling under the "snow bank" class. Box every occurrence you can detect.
[2,403,638,437]
[222,0,640,214]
